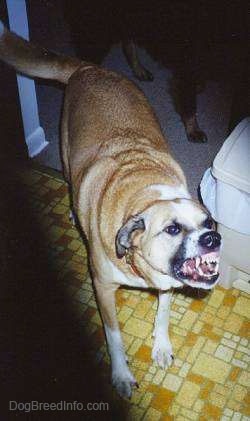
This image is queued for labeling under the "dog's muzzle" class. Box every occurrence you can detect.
[173,231,221,289]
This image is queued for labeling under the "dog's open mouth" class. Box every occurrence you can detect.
[174,251,220,288]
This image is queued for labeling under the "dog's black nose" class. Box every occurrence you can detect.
[199,231,221,250]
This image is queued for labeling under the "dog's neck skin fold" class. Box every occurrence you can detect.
[147,184,191,201]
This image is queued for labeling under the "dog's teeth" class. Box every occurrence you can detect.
[195,257,201,268]
[197,266,204,276]
[201,254,219,265]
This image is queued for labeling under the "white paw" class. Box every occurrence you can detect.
[152,335,174,369]
[112,368,138,399]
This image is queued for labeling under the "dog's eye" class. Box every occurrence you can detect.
[203,217,214,229]
[164,223,182,236]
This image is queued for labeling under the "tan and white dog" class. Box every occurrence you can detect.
[0,21,221,398]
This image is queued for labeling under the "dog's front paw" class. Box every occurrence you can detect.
[112,368,138,399]
[152,335,174,369]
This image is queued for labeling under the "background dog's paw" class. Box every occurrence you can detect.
[187,129,208,143]
[112,370,138,399]
[152,336,174,369]
[183,115,208,143]
[134,65,154,82]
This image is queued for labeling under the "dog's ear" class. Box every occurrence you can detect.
[115,215,145,258]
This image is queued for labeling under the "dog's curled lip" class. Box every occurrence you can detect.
[179,273,220,290]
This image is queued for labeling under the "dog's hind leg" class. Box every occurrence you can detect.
[152,290,174,369]
[95,281,138,399]
[122,38,153,82]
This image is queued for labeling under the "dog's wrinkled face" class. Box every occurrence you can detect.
[117,199,221,289]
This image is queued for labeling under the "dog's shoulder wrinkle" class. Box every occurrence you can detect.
[77,157,118,230]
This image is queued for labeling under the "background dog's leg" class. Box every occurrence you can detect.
[95,282,138,399]
[152,290,174,369]
[175,44,207,143]
[122,38,153,82]
[177,74,207,143]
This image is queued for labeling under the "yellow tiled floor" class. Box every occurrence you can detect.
[17,167,250,419]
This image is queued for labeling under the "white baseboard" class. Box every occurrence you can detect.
[6,0,49,158]
[26,126,49,157]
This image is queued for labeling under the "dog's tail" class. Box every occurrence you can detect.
[0,20,87,84]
